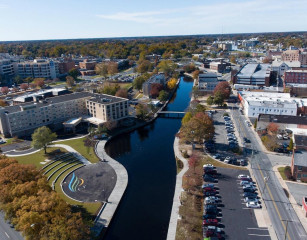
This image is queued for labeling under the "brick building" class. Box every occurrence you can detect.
[291,135,307,181]
[79,60,97,70]
[282,50,307,65]
[284,70,307,86]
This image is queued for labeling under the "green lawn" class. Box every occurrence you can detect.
[54,137,99,163]
[278,167,287,180]
[201,156,245,170]
[11,147,67,168]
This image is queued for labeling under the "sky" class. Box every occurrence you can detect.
[0,0,306,41]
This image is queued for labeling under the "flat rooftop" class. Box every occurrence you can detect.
[237,63,270,79]
[3,92,127,114]
[294,150,307,167]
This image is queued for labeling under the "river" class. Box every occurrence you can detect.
[103,76,193,240]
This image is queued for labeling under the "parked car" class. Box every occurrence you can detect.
[240,180,253,186]
[202,184,215,189]
[246,201,261,208]
[238,174,250,179]
[204,176,218,183]
[244,197,259,203]
[243,192,258,198]
[203,218,219,226]
[240,159,246,166]
[243,137,251,143]
[243,185,256,190]
[243,187,256,193]
[277,134,283,140]
[203,213,217,220]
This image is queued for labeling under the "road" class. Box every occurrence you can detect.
[229,102,307,240]
[0,212,23,240]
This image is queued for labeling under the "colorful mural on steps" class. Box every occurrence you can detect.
[68,172,84,192]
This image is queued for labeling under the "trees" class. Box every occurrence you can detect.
[267,122,279,134]
[213,91,225,106]
[66,75,75,88]
[135,103,149,120]
[167,78,177,89]
[107,62,118,76]
[188,153,200,173]
[0,99,7,107]
[20,83,29,91]
[1,86,9,95]
[157,60,177,77]
[150,83,163,98]
[99,84,120,96]
[183,63,196,73]
[95,63,108,78]
[206,96,214,105]
[182,112,192,124]
[158,90,169,102]
[192,70,200,80]
[33,78,45,88]
[68,68,80,80]
[181,112,214,143]
[288,138,294,151]
[115,89,128,98]
[31,126,57,154]
[213,81,231,100]
[230,55,236,64]
[137,60,152,73]
[133,73,150,90]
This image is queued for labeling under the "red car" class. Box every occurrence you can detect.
[203,218,218,226]
[203,188,216,193]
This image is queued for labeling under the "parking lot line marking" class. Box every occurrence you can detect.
[247,228,268,230]
[5,232,9,238]
[257,163,291,240]
[248,234,270,237]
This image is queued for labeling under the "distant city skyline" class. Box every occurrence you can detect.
[0,0,306,41]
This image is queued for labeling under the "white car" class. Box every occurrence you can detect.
[246,201,261,208]
[238,174,250,179]
[240,180,254,186]
[203,164,214,168]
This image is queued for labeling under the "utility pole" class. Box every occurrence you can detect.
[282,219,293,240]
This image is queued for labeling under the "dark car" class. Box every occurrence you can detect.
[203,213,217,220]
[243,187,256,193]
[203,188,217,193]
[240,177,252,182]
[243,137,251,143]
[202,184,215,189]
[204,191,217,197]
[204,207,218,215]
[243,192,258,198]
[203,219,219,226]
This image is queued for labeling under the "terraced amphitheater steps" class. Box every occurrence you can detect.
[52,163,84,190]
[43,155,76,175]
[47,160,81,181]
[41,153,74,170]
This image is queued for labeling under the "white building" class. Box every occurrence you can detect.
[271,60,301,77]
[17,59,59,79]
[198,73,222,92]
[239,91,297,118]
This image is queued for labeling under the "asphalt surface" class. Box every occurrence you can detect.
[230,101,307,240]
[0,212,24,240]
[217,167,270,240]
[62,162,116,202]
[286,182,307,207]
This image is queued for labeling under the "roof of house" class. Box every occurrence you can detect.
[272,61,301,68]
[294,150,307,167]
[294,135,307,149]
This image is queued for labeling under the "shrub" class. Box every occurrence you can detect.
[182,150,189,158]
[284,166,292,180]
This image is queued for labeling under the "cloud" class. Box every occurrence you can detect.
[96,0,307,33]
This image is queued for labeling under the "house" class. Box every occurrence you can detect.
[271,60,301,77]
[142,74,166,97]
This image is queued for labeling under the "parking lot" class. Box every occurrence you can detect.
[208,167,270,240]
[206,110,248,166]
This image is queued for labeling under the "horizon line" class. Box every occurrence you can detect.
[0,30,306,43]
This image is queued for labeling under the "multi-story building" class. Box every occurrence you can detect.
[79,59,97,70]
[0,92,129,137]
[271,60,301,77]
[58,59,75,74]
[284,70,307,86]
[282,50,307,65]
[291,135,307,182]
[198,73,223,94]
[238,91,297,118]
[232,63,272,87]
[142,74,166,97]
[17,59,59,79]
[0,59,15,80]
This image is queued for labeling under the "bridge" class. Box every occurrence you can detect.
[158,111,186,119]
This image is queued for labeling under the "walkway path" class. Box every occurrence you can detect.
[50,144,91,165]
[166,137,189,240]
[92,140,128,234]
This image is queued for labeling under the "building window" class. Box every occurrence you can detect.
[298,166,302,171]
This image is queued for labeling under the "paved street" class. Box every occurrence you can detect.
[0,212,24,240]
[229,102,307,240]
[286,182,307,207]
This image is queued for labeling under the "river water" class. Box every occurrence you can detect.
[103,77,193,240]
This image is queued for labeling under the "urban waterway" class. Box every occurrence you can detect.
[103,76,193,240]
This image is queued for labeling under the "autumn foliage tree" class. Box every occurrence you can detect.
[167,78,177,89]
[189,153,200,173]
[150,83,163,98]
[20,83,29,91]
[115,89,128,98]
[267,122,279,134]
[0,157,91,240]
[33,78,45,88]
[1,86,9,95]
[213,81,231,100]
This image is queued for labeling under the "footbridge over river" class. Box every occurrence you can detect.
[158,111,186,118]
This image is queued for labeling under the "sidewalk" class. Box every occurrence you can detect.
[166,137,189,240]
[273,165,307,234]
[92,140,128,235]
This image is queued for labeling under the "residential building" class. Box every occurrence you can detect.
[17,59,59,79]
[198,73,223,94]
[0,92,129,137]
[238,91,297,118]
[142,74,166,97]
[284,70,307,86]
[271,60,301,77]
[232,63,272,87]
[58,60,75,74]
[0,59,15,80]
[282,50,307,65]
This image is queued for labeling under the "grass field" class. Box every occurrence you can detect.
[11,147,67,168]
[278,167,287,180]
[55,137,99,163]
[201,156,245,170]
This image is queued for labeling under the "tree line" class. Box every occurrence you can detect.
[0,157,92,240]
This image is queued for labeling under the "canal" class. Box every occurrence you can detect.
[103,76,193,240]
